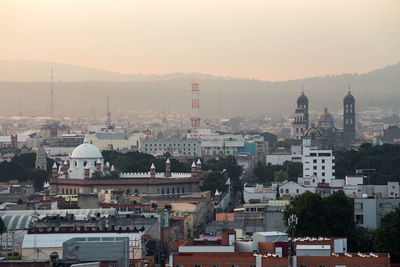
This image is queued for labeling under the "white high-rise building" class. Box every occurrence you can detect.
[298,138,335,186]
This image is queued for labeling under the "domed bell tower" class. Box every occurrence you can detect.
[343,86,356,146]
[296,86,309,128]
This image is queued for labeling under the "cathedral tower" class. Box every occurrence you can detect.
[343,87,356,146]
[296,87,309,128]
[293,107,306,140]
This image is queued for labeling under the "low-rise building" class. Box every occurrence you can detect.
[354,196,400,229]
[140,137,200,157]
[243,183,277,204]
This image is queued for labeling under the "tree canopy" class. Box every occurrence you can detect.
[0,152,52,191]
[102,151,191,173]
[283,191,354,238]
[334,143,400,183]
[254,161,302,184]
[374,204,400,262]
[200,171,227,195]
[202,155,242,193]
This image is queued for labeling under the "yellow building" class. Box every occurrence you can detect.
[88,132,144,151]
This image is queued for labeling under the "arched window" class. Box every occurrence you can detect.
[177,188,180,194]
[74,161,77,167]
[162,188,164,195]
[62,188,64,194]
[74,189,77,194]
[182,187,185,193]
[167,188,169,194]
[172,188,175,194]
[83,161,87,167]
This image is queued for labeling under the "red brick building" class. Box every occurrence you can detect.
[170,231,390,267]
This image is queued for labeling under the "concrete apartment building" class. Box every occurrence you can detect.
[140,137,201,157]
[354,182,400,229]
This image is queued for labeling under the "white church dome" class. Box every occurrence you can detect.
[71,136,103,159]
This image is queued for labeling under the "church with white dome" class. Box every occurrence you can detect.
[49,136,203,196]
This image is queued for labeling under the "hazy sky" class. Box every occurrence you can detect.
[1,0,399,81]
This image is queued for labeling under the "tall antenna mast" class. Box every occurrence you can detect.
[191,80,200,137]
[106,95,111,126]
[51,66,54,122]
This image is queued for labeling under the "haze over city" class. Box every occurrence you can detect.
[1,0,400,81]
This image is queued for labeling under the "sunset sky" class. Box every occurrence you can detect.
[1,0,399,81]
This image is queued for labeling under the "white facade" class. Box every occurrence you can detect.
[67,136,104,179]
[279,181,312,198]
[201,134,244,156]
[301,138,335,184]
[140,138,201,157]
[243,183,277,204]
[354,197,400,229]
[266,153,291,165]
[345,176,364,186]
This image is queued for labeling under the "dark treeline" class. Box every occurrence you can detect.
[0,152,54,191]
[334,143,400,182]
[284,191,400,262]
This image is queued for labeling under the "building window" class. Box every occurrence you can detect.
[356,214,364,224]
[322,159,325,163]
[213,265,219,267]
[280,189,283,193]
[296,189,299,193]
[195,265,201,267]
[313,166,317,170]
[285,189,289,193]
[313,159,317,163]
[322,172,325,177]
[162,188,164,195]
[167,188,169,194]
[322,166,325,170]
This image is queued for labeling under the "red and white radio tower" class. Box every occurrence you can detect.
[191,80,201,131]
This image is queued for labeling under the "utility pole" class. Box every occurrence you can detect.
[288,214,298,267]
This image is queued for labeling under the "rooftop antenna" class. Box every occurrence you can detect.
[51,66,54,122]
[301,85,304,94]
[348,84,351,94]
[106,96,111,126]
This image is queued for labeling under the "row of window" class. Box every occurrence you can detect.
[61,188,78,194]
[157,187,185,195]
[145,143,197,147]
[309,152,331,157]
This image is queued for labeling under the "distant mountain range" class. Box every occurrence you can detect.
[0,59,399,119]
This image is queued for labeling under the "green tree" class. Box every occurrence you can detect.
[284,192,326,236]
[200,171,227,195]
[283,191,354,238]
[283,161,302,182]
[11,153,36,169]
[273,169,288,182]
[374,204,400,262]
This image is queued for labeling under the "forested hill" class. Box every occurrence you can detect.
[0,60,399,118]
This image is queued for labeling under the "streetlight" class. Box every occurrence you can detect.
[288,214,298,267]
